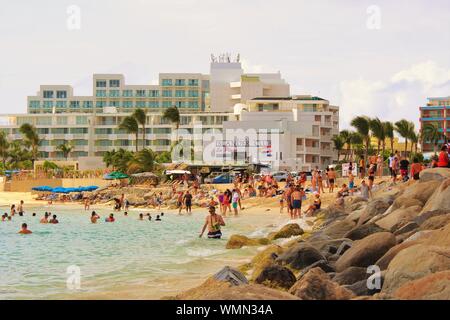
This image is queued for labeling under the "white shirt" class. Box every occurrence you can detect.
[388,156,394,168]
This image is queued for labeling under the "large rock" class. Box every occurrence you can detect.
[421,178,450,214]
[344,278,382,296]
[174,278,299,300]
[393,271,450,300]
[268,223,304,240]
[254,264,296,289]
[356,198,392,226]
[289,268,355,300]
[344,223,387,240]
[332,267,368,286]
[374,241,419,270]
[419,168,450,182]
[298,259,335,277]
[226,235,270,249]
[394,180,440,206]
[248,245,284,280]
[308,238,353,256]
[335,232,397,272]
[422,222,450,247]
[322,220,356,239]
[382,244,450,294]
[416,209,449,225]
[276,243,326,270]
[375,206,422,231]
[393,222,419,235]
[419,214,450,231]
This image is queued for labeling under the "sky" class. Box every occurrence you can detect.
[1,0,450,129]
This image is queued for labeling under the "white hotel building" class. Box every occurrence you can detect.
[0,58,339,171]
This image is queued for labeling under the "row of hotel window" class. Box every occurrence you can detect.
[5,127,224,135]
[94,79,200,88]
[30,101,200,109]
[42,89,201,99]
[37,139,172,147]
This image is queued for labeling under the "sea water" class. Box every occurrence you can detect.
[0,205,301,300]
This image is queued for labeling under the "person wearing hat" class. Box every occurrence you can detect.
[199,206,225,239]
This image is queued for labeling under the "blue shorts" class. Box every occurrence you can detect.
[292,200,301,209]
[349,182,354,189]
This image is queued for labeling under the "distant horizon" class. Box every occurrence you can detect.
[1,0,450,129]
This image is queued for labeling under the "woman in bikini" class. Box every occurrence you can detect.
[199,206,225,239]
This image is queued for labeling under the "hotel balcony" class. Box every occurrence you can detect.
[320,149,335,157]
[304,146,320,154]
[320,134,333,141]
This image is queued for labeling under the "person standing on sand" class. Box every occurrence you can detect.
[290,186,303,220]
[377,154,384,177]
[231,189,240,216]
[18,223,32,234]
[84,198,90,211]
[311,170,317,193]
[359,180,372,200]
[391,156,399,184]
[199,206,225,239]
[368,164,375,190]
[359,157,365,179]
[328,168,336,193]
[348,171,355,194]
[318,171,325,194]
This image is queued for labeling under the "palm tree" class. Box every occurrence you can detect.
[56,143,74,160]
[395,119,415,157]
[19,123,40,167]
[409,131,419,156]
[339,130,352,160]
[119,116,139,152]
[370,117,385,154]
[132,108,147,151]
[0,131,10,167]
[349,132,363,161]
[422,123,444,154]
[383,121,395,154]
[127,148,155,173]
[103,149,117,169]
[331,135,344,161]
[351,116,371,166]
[162,106,181,145]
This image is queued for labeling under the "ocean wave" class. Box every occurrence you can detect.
[185,248,226,257]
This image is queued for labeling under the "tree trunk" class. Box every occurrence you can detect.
[142,125,146,151]
[404,139,408,158]
[377,140,381,154]
[390,138,394,154]
[365,137,369,167]
[136,133,139,152]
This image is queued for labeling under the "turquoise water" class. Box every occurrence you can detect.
[0,205,292,300]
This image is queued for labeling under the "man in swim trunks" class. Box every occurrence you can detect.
[18,223,32,234]
[183,191,193,214]
[290,186,304,219]
[328,168,336,193]
[49,214,59,224]
[199,206,225,239]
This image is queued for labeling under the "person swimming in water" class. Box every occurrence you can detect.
[155,215,161,221]
[199,206,225,239]
[124,212,128,216]
[40,212,49,224]
[148,214,152,221]
[139,213,144,220]
[49,214,59,224]
[91,211,100,223]
[32,213,36,217]
[105,213,115,222]
[1,213,7,221]
[18,223,32,234]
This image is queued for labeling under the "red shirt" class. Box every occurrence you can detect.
[438,151,449,167]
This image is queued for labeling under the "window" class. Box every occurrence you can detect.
[43,101,53,109]
[43,91,54,98]
[122,101,133,108]
[95,128,113,135]
[96,90,106,97]
[96,80,107,87]
[95,140,113,147]
[180,116,192,125]
[109,90,120,97]
[110,101,120,107]
[162,101,172,108]
[56,91,67,99]
[70,128,88,134]
[136,90,146,97]
[96,101,106,108]
[188,90,199,97]
[188,79,199,86]
[56,101,67,108]
[153,128,171,134]
[37,128,49,134]
[175,79,185,86]
[51,128,69,134]
[56,117,68,125]
[148,101,159,108]
[162,79,172,86]
[122,90,133,97]
[76,116,88,125]
[72,139,88,146]
[175,90,185,97]
[175,101,186,108]
[162,90,172,97]
[83,101,93,108]
[109,79,120,87]
[188,101,198,108]
[36,117,52,125]
[136,101,146,108]
[29,101,40,109]
[70,101,80,108]
[40,140,50,146]
[149,90,159,97]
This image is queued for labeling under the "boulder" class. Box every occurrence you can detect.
[404,230,435,243]
[268,223,304,240]
[419,167,450,182]
[393,271,450,300]
[336,240,353,256]
[415,209,449,225]
[393,222,419,235]
[322,220,356,239]
[308,238,353,256]
[213,266,249,286]
[395,179,440,205]
[344,223,387,240]
[422,222,450,247]
[374,241,419,270]
[276,243,326,270]
[345,208,367,223]
[332,267,368,286]
[347,201,367,212]
[356,198,392,226]
[419,214,450,231]
[289,268,355,300]
[174,278,300,300]
[335,232,397,272]
[226,235,270,249]
[421,178,450,214]
[254,264,297,289]
[375,206,422,231]
[382,244,450,294]
[345,278,382,296]
[249,245,284,280]
[299,259,336,277]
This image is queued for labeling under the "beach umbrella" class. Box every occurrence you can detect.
[52,187,71,194]
[32,186,53,192]
[108,172,129,179]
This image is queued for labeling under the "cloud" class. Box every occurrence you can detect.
[337,61,450,130]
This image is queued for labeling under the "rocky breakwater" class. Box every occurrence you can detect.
[171,168,450,300]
